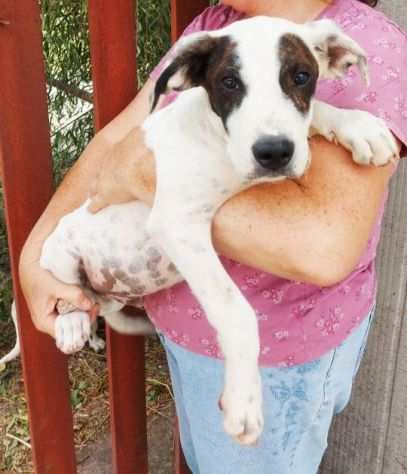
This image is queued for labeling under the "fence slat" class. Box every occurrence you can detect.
[170,0,209,41]
[0,1,76,472]
[88,1,148,473]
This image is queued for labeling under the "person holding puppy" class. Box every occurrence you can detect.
[20,0,406,472]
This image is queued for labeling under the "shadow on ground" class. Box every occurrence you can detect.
[77,405,175,474]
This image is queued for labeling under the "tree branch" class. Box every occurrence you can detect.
[47,77,93,103]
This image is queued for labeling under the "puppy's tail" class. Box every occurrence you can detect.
[102,311,156,336]
[0,302,21,365]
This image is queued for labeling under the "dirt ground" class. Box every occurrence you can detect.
[77,405,175,474]
[0,329,174,473]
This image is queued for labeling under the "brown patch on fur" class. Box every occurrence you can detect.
[279,34,319,113]
[202,37,246,126]
[328,45,351,72]
[153,35,246,127]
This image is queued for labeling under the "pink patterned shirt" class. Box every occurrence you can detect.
[145,0,407,367]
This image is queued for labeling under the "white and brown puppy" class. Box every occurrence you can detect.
[3,17,397,444]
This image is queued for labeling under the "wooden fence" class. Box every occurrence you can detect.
[0,0,206,471]
[0,0,405,473]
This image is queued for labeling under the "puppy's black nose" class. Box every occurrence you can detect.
[252,136,294,171]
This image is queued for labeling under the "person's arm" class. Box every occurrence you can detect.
[213,136,398,286]
[89,128,398,287]
[20,70,398,336]
[19,79,155,337]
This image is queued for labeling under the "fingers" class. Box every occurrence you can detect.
[55,280,99,324]
[54,281,93,312]
[33,293,97,341]
[20,256,95,340]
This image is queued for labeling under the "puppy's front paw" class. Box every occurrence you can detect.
[327,110,398,166]
[220,373,263,446]
[55,311,91,355]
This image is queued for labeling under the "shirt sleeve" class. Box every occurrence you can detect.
[149,5,240,82]
[315,13,407,156]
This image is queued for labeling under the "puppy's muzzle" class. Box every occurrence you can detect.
[252,135,294,171]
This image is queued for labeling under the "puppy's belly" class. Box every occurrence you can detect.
[42,200,183,305]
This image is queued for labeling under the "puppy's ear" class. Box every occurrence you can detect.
[307,19,369,85]
[151,32,219,111]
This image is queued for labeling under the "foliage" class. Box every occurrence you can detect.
[0,0,172,321]
[41,0,94,182]
[137,0,171,85]
[0,189,12,322]
[42,0,171,183]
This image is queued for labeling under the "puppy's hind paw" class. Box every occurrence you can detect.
[55,311,91,355]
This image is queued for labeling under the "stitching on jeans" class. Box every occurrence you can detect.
[288,347,338,472]
[289,304,376,472]
[352,305,376,379]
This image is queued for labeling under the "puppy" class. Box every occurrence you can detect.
[4,18,398,445]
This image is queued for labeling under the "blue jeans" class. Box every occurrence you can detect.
[159,307,374,474]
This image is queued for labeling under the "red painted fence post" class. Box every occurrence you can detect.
[0,1,76,472]
[88,1,149,473]
[171,0,210,42]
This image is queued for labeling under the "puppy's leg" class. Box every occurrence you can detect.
[55,310,91,355]
[311,100,399,166]
[148,217,263,446]
[40,232,93,354]
[0,302,21,365]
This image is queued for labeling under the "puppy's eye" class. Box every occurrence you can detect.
[293,71,311,86]
[221,76,240,90]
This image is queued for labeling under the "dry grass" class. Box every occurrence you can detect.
[0,328,172,473]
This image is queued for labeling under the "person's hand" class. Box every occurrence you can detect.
[88,127,156,213]
[19,255,98,338]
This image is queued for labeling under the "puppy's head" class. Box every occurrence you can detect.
[152,17,368,182]
[151,32,245,124]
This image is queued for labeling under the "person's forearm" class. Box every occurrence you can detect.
[125,139,326,282]
[20,80,155,267]
[212,182,340,285]
[20,134,113,266]
[133,136,393,286]
[17,136,107,335]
